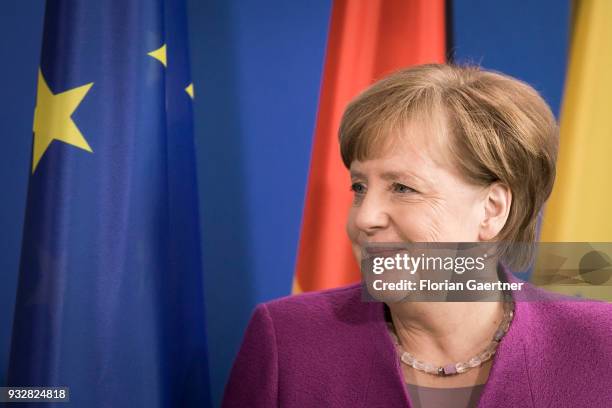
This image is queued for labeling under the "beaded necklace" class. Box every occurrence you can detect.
[387,297,515,377]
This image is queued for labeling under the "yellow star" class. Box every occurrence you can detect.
[185,83,194,99]
[32,70,94,173]
[148,44,167,67]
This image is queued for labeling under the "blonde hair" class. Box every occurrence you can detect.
[339,64,559,271]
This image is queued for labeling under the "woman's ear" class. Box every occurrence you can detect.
[479,182,512,241]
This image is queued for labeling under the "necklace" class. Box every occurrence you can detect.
[387,297,514,377]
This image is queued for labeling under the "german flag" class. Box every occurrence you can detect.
[294,0,446,292]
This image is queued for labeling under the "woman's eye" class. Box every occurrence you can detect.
[350,182,366,194]
[392,183,415,194]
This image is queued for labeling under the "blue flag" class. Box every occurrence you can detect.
[7,1,210,406]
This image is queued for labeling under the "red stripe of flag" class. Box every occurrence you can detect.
[294,0,446,292]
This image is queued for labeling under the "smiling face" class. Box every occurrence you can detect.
[346,124,497,264]
[340,64,555,271]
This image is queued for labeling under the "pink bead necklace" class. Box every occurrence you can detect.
[387,299,515,377]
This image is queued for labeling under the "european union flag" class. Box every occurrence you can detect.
[7,1,211,407]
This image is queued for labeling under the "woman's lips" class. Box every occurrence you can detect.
[359,242,408,257]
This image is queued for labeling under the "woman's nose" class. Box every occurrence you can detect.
[353,192,389,234]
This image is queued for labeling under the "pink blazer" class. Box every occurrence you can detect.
[222,270,612,407]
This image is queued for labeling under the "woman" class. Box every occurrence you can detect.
[222,64,612,407]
